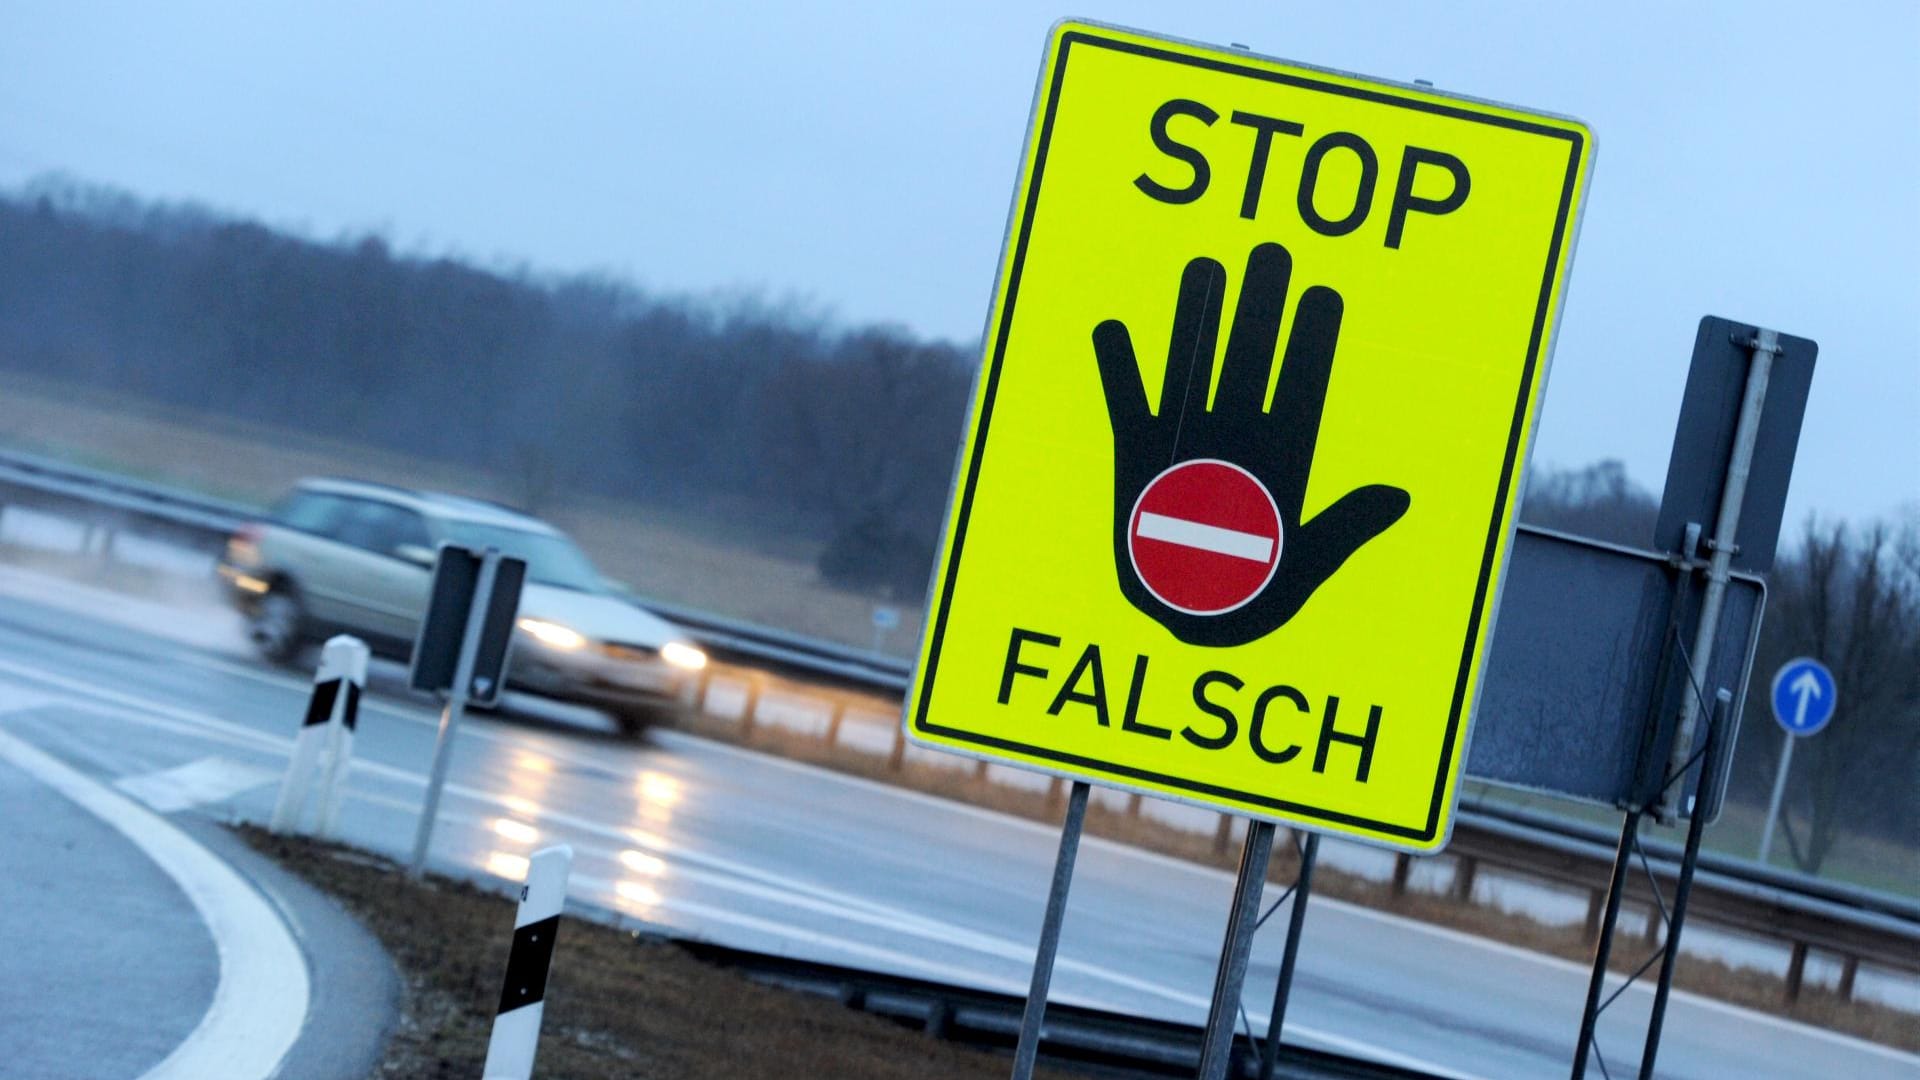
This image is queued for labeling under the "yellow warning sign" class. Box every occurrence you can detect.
[905,22,1593,851]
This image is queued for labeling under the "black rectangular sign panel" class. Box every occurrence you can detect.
[1466,525,1763,819]
[1654,316,1817,573]
[410,545,478,697]
[409,545,527,707]
[471,555,526,704]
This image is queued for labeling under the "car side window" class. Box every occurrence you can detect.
[389,508,432,553]
[274,492,351,536]
[333,499,431,560]
[333,499,400,553]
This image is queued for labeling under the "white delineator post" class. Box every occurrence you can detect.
[270,635,369,835]
[484,844,573,1080]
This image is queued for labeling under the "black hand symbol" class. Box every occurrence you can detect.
[1093,242,1410,647]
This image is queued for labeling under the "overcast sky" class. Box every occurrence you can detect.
[3,1,1914,528]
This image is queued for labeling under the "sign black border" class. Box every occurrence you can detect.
[911,29,1587,843]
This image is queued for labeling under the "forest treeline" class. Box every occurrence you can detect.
[0,180,1680,597]
[1,180,1912,867]
[0,179,968,597]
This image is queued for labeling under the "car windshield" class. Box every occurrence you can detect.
[434,522,605,592]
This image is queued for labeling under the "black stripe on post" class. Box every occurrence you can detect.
[341,681,362,732]
[303,679,341,728]
[497,915,561,1015]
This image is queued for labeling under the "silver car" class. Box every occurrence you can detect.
[217,478,707,735]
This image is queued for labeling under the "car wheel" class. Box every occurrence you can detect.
[249,587,308,665]
[611,704,666,740]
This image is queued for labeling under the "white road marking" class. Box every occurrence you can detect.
[0,727,308,1080]
[0,683,58,713]
[6,709,165,780]
[1135,510,1274,562]
[0,661,286,754]
[117,756,280,813]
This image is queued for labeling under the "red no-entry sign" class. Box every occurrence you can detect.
[1127,459,1282,615]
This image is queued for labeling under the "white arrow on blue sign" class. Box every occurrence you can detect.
[1769,657,1836,737]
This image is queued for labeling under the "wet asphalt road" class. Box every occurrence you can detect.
[0,753,216,1080]
[0,583,1912,1080]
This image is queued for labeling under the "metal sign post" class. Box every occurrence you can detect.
[871,605,900,653]
[409,546,502,877]
[1570,689,1730,1080]
[1639,691,1731,1078]
[1757,737,1797,866]
[1196,821,1275,1080]
[1655,329,1779,821]
[1569,317,1818,1078]
[1009,780,1090,1080]
[1257,832,1320,1080]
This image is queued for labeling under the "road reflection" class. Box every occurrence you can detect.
[485,851,529,880]
[616,879,662,914]
[491,817,539,844]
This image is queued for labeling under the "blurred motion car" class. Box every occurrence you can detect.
[217,478,707,735]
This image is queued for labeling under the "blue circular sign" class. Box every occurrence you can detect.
[1769,657,1836,736]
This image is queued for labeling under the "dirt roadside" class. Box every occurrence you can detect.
[240,826,1076,1080]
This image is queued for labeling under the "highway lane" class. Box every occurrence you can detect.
[0,579,1912,1079]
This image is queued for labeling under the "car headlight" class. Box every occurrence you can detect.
[517,618,587,650]
[661,641,708,671]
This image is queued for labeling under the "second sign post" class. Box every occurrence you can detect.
[408,544,528,877]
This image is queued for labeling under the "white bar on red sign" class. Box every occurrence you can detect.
[1136,511,1275,562]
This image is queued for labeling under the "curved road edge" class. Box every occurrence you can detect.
[0,728,311,1080]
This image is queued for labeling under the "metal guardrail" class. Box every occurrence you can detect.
[3,445,1916,1007]
[637,597,912,691]
[1463,801,1920,929]
[0,447,253,551]
[1438,802,1920,1002]
[0,446,914,680]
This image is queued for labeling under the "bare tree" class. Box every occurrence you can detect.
[1520,459,1659,547]
[1753,515,1920,873]
[757,329,970,598]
